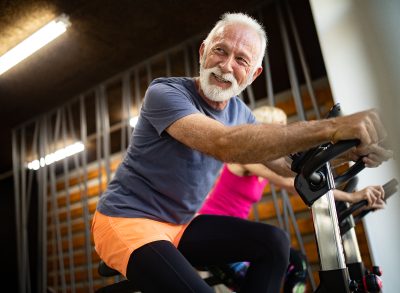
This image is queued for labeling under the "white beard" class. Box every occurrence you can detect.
[199,65,249,102]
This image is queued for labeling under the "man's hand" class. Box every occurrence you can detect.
[332,109,393,167]
[346,143,394,168]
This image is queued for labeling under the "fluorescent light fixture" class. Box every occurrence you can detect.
[129,116,139,128]
[27,141,84,170]
[0,14,71,75]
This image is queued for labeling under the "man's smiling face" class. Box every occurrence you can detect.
[198,23,262,102]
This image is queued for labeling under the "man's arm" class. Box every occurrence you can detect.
[165,109,391,166]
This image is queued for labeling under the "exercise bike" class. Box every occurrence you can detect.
[290,104,397,292]
[336,177,398,293]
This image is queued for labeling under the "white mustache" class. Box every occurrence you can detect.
[209,68,237,85]
[199,64,248,102]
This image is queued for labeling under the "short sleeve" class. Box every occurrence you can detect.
[141,82,200,135]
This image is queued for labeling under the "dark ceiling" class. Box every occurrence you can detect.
[0,0,324,176]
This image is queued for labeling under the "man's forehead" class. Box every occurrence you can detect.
[213,23,257,39]
[210,24,261,57]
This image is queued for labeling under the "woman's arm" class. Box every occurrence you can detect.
[242,163,297,194]
[333,185,385,209]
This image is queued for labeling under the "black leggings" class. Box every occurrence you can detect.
[126,215,290,293]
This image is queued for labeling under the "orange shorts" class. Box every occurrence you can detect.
[91,210,190,277]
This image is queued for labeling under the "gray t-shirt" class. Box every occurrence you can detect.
[97,77,256,224]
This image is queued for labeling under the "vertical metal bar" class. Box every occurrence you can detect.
[26,121,39,212]
[340,202,362,264]
[126,75,133,144]
[99,85,111,183]
[281,189,290,233]
[49,111,67,293]
[65,104,89,251]
[121,74,127,153]
[12,130,23,293]
[20,127,32,293]
[50,165,67,293]
[312,163,347,270]
[165,53,172,77]
[276,2,306,121]
[252,203,260,222]
[50,224,58,292]
[37,170,43,293]
[61,109,76,293]
[284,0,320,119]
[122,73,133,152]
[183,46,191,76]
[281,189,316,290]
[257,10,275,106]
[43,116,58,292]
[66,104,90,288]
[95,89,103,194]
[39,117,49,293]
[121,83,127,153]
[264,51,275,106]
[134,69,142,112]
[270,184,284,229]
[190,43,199,76]
[19,129,27,293]
[146,62,153,86]
[34,123,43,293]
[342,226,362,264]
[246,85,256,109]
[80,95,94,293]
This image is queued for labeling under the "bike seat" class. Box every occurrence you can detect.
[98,260,120,277]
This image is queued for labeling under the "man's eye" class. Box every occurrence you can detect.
[237,57,249,65]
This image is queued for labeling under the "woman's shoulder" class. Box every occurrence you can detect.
[226,163,247,177]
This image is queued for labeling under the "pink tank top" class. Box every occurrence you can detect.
[199,165,268,219]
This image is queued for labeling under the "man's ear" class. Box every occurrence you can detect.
[251,67,263,82]
[199,43,205,63]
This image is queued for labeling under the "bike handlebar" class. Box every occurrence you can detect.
[302,139,360,180]
[292,139,366,206]
[338,178,399,223]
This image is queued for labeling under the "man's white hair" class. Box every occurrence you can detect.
[203,12,267,68]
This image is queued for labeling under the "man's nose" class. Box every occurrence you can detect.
[219,55,234,73]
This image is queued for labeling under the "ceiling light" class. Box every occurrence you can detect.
[0,14,71,76]
[27,141,84,170]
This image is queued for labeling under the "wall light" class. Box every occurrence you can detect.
[27,141,84,170]
[129,116,139,128]
[0,14,71,76]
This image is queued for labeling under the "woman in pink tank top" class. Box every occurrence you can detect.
[200,106,296,220]
[198,106,306,293]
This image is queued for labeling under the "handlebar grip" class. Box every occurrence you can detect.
[326,103,341,119]
[342,176,359,193]
[338,200,368,222]
[303,139,360,179]
[339,178,398,223]
[382,178,399,202]
[334,159,365,187]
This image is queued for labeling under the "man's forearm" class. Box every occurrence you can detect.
[168,110,391,167]
[218,119,335,164]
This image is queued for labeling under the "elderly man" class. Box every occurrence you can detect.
[92,12,391,293]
